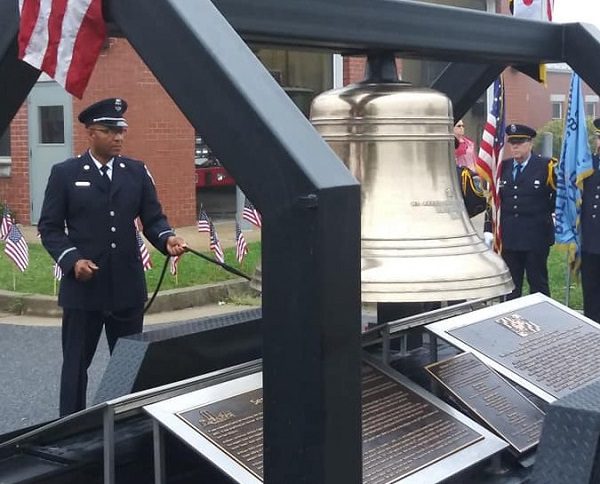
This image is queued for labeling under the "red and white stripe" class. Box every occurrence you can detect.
[53,262,63,280]
[235,223,248,263]
[18,0,106,98]
[169,255,180,276]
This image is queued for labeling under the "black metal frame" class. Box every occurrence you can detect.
[2,1,600,482]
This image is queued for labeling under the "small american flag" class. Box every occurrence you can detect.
[53,263,63,281]
[169,255,180,276]
[235,222,248,263]
[210,222,225,263]
[4,224,29,272]
[136,230,153,271]
[0,205,12,240]
[242,197,262,228]
[476,77,505,253]
[197,206,211,233]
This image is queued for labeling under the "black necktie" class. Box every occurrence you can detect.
[514,164,522,182]
[100,165,111,190]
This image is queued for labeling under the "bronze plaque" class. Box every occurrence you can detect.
[426,353,544,454]
[447,302,600,399]
[178,388,264,478]
[177,364,483,483]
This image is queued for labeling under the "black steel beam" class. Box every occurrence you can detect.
[106,0,362,482]
[0,2,39,137]
[431,62,506,122]
[564,23,600,95]
[105,0,566,65]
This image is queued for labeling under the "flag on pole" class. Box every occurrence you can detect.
[53,262,63,281]
[235,222,248,263]
[197,206,211,233]
[510,0,553,83]
[242,197,262,228]
[4,224,29,272]
[169,255,180,276]
[18,0,107,98]
[209,222,225,263]
[511,0,553,21]
[0,205,13,240]
[476,77,506,253]
[554,73,594,273]
[136,230,153,271]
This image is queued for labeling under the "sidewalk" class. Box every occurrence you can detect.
[3,219,262,322]
[19,219,262,249]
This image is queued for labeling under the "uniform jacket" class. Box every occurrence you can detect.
[498,153,556,251]
[581,154,600,254]
[38,152,174,311]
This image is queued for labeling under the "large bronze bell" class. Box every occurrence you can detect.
[308,54,513,302]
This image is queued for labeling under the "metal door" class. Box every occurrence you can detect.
[28,81,72,224]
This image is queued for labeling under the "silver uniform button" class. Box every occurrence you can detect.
[514,195,518,199]
[594,205,598,209]
[111,227,116,232]
[596,195,600,199]
[515,213,519,218]
[514,185,518,189]
[513,205,518,209]
[110,211,115,216]
[111,243,117,249]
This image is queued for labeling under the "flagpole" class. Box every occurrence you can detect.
[54,276,57,297]
[12,268,16,291]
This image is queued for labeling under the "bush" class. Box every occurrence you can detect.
[534,117,597,158]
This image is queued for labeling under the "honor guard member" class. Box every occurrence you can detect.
[38,98,187,416]
[580,118,600,323]
[493,124,556,300]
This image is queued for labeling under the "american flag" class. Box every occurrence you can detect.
[242,197,262,228]
[0,205,12,240]
[210,222,225,263]
[18,0,106,98]
[53,263,62,281]
[197,206,211,233]
[476,77,505,253]
[4,224,29,272]
[136,230,153,271]
[235,222,248,263]
[169,255,180,276]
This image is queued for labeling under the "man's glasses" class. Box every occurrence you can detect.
[89,126,127,136]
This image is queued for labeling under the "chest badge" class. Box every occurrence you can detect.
[534,179,541,189]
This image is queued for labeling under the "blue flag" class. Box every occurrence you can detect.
[555,73,594,272]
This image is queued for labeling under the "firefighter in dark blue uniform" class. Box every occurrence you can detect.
[496,124,556,300]
[38,98,187,416]
[580,118,600,323]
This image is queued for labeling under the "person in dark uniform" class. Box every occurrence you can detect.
[580,118,600,323]
[38,98,187,416]
[492,123,556,300]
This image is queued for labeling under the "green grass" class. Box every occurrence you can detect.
[0,241,261,296]
[0,241,584,310]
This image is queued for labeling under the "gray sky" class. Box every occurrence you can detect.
[553,0,600,29]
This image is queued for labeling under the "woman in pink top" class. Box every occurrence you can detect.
[454,120,477,171]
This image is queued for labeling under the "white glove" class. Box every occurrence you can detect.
[483,232,494,248]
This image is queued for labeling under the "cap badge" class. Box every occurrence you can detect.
[83,164,90,170]
[115,99,122,112]
[510,124,517,133]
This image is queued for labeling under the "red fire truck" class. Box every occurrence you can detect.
[194,136,235,189]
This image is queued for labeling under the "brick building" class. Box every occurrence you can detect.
[1,0,596,225]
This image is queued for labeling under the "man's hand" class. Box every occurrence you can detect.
[483,232,494,248]
[74,259,99,281]
[166,235,187,256]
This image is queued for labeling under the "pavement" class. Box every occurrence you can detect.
[0,219,261,436]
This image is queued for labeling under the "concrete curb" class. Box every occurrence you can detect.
[0,279,255,318]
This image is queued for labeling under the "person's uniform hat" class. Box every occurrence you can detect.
[78,98,128,127]
[505,123,536,142]
[593,118,600,135]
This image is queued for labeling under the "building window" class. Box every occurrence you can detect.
[39,105,65,144]
[551,102,563,120]
[586,102,597,119]
[0,128,9,157]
